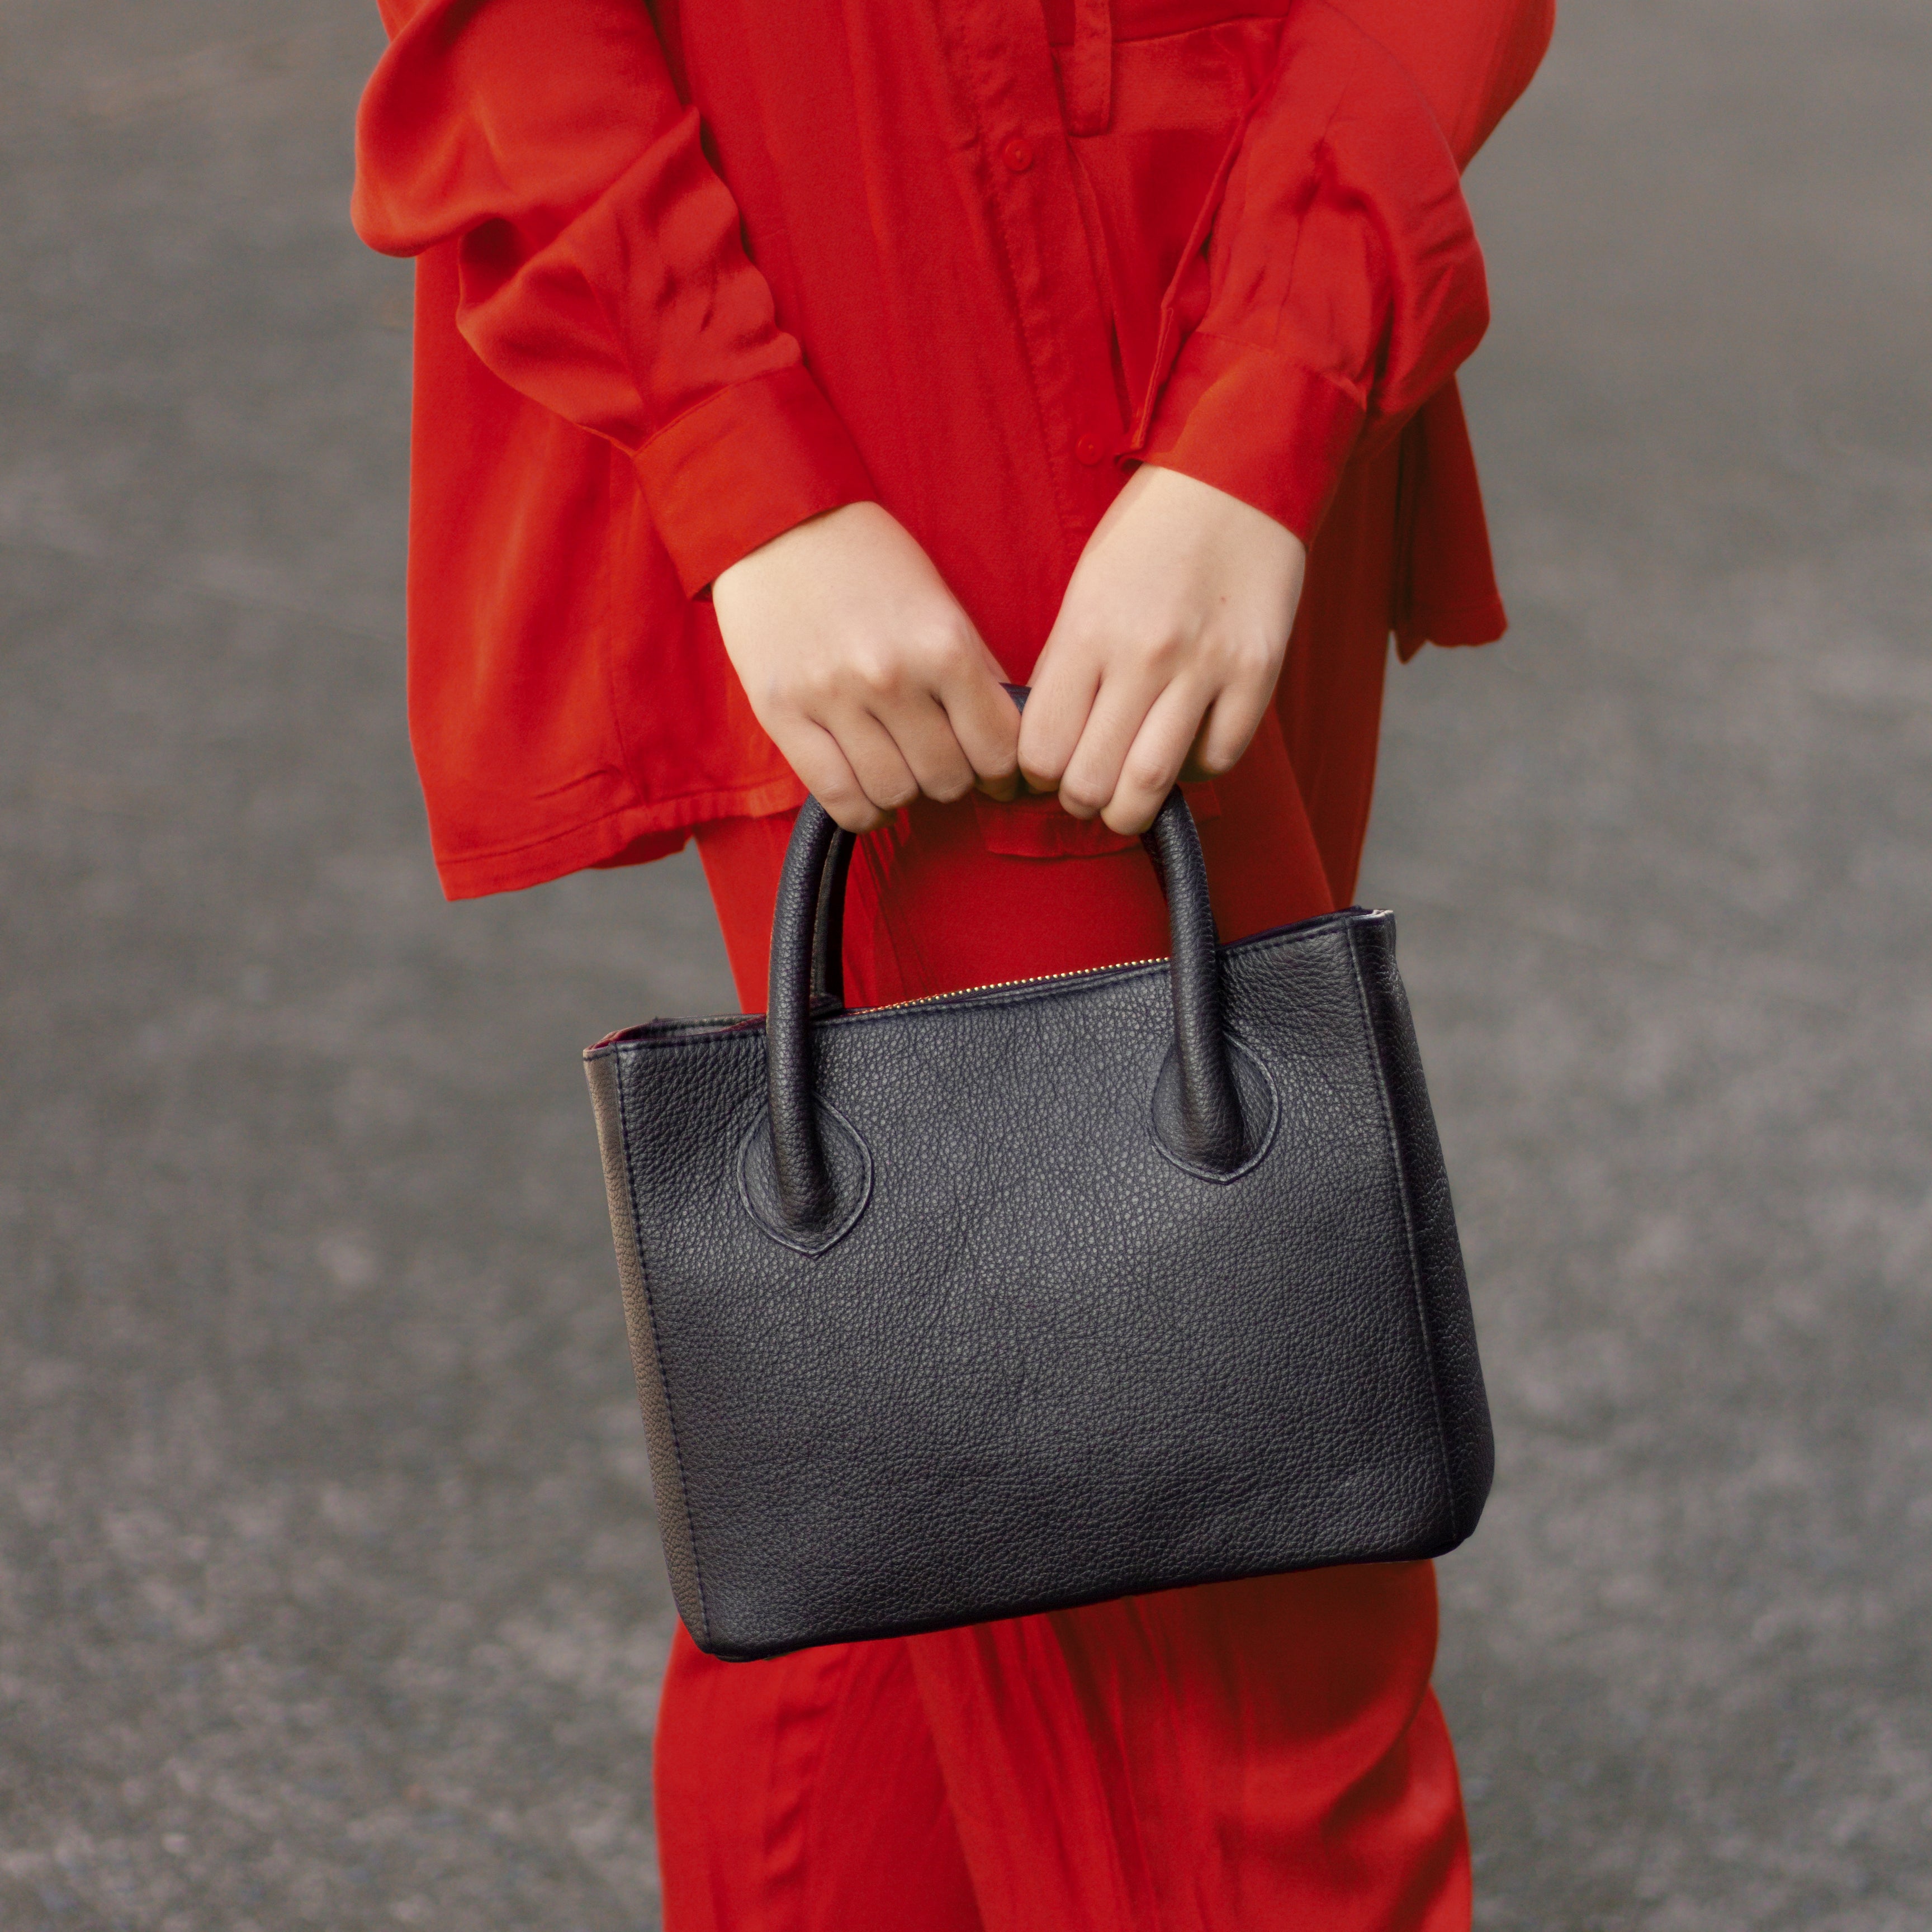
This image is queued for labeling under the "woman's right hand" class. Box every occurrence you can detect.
[712,503,1021,832]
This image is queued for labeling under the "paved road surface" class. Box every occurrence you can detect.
[3,2,1929,1926]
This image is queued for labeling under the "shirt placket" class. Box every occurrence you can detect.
[937,0,1126,558]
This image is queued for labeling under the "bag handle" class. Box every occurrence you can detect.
[765,707,1245,1234]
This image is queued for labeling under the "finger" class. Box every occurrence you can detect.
[1184,674,1273,782]
[1015,647,1102,795]
[1177,726,1218,787]
[826,707,924,818]
[1054,659,1181,821]
[924,625,1022,784]
[785,719,889,833]
[1099,676,1218,835]
[870,690,977,803]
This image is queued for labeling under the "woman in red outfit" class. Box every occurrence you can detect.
[355,1,1550,1923]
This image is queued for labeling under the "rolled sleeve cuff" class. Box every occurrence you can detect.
[633,363,875,596]
[1131,331,1365,544]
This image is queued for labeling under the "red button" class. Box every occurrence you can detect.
[1074,432,1105,466]
[1001,137,1033,173]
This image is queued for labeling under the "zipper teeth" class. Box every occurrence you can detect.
[870,955,1167,1012]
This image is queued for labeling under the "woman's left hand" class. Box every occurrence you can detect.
[1018,465,1308,835]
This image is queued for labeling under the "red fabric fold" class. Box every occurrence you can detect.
[1394,380,1508,656]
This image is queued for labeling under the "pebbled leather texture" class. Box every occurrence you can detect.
[584,889,1495,1661]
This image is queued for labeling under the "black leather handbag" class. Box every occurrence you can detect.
[584,789,1491,1661]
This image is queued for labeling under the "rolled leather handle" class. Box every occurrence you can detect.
[766,775,1244,1235]
[1142,787,1244,1173]
[766,800,850,1232]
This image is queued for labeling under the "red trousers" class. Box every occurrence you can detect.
[664,713,1470,1930]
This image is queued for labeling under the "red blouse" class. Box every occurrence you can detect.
[354,0,1552,900]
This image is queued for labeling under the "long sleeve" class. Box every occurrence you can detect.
[1127,0,1500,542]
[352,0,873,594]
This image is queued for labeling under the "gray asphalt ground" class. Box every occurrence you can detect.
[3,1,1929,1926]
